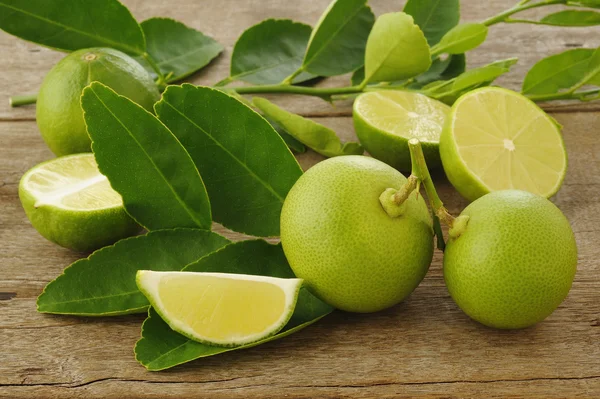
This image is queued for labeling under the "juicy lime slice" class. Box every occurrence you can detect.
[440,87,567,201]
[353,91,450,171]
[136,271,303,347]
[19,153,139,251]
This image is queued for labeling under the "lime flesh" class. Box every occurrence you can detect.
[444,190,577,329]
[440,87,567,202]
[280,155,434,313]
[353,91,450,171]
[137,271,302,346]
[19,154,139,252]
[36,48,160,156]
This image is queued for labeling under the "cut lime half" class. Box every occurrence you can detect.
[353,91,450,171]
[136,271,303,347]
[440,87,567,201]
[19,153,139,251]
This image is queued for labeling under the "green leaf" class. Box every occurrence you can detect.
[229,19,316,84]
[265,117,307,154]
[351,67,365,86]
[363,13,431,84]
[155,84,303,237]
[81,82,212,231]
[135,240,333,371]
[301,0,375,76]
[403,0,460,46]
[567,0,600,8]
[540,10,600,26]
[253,97,363,158]
[137,18,223,82]
[37,229,230,315]
[434,23,488,55]
[522,48,599,94]
[0,0,145,55]
[408,54,467,88]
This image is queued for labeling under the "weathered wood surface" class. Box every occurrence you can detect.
[1,0,600,398]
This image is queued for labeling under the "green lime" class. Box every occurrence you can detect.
[137,271,302,346]
[19,153,140,252]
[440,87,567,202]
[36,48,160,156]
[280,155,434,313]
[353,91,450,172]
[444,190,577,329]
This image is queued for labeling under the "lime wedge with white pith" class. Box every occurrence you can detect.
[353,91,450,171]
[19,153,140,252]
[136,271,303,347]
[440,87,567,202]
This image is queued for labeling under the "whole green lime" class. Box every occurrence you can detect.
[36,48,160,156]
[280,156,434,313]
[444,190,577,329]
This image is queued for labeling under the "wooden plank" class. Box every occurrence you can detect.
[0,0,599,121]
[1,109,599,397]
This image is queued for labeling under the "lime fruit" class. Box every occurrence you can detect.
[353,91,450,172]
[440,87,567,202]
[280,155,434,313]
[444,190,577,329]
[19,153,140,252]
[136,271,302,346]
[37,48,160,156]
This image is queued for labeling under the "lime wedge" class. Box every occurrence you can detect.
[353,91,450,171]
[19,153,139,251]
[440,87,567,201]
[136,271,303,347]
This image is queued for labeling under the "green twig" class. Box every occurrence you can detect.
[214,76,234,87]
[142,52,167,87]
[9,94,38,107]
[482,0,566,27]
[281,67,305,85]
[526,88,600,102]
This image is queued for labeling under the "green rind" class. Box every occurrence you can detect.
[19,154,140,252]
[439,87,567,202]
[136,272,303,347]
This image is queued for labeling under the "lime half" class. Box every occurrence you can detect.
[137,271,303,347]
[440,87,567,202]
[353,91,450,171]
[19,153,139,252]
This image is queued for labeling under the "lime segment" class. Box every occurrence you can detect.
[440,88,567,201]
[353,91,450,171]
[19,154,139,252]
[136,271,303,347]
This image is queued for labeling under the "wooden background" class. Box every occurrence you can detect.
[1,0,599,398]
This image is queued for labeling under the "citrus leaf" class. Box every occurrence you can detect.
[229,19,316,84]
[523,48,599,94]
[37,229,230,316]
[81,82,212,231]
[408,54,467,88]
[540,10,600,26]
[301,0,374,76]
[403,0,460,46]
[434,23,488,55]
[135,240,333,371]
[137,18,223,82]
[155,84,303,237]
[0,0,145,55]
[363,13,431,84]
[351,67,365,86]
[253,97,363,157]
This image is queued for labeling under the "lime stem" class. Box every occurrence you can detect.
[407,139,455,228]
[10,94,38,107]
[142,52,167,87]
[282,67,305,85]
[482,0,566,27]
[391,175,419,205]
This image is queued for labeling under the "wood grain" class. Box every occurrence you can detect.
[1,0,600,398]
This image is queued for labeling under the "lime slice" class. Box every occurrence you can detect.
[353,91,450,171]
[136,271,303,347]
[440,87,567,201]
[19,153,139,252]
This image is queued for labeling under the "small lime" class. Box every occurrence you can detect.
[137,271,302,346]
[444,190,577,329]
[280,156,434,313]
[353,91,450,171]
[36,48,160,156]
[19,153,140,252]
[440,87,567,202]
